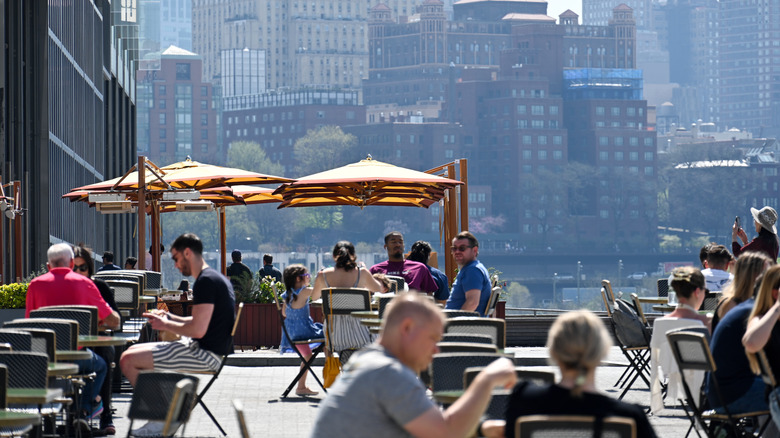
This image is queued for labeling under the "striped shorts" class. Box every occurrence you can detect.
[150,339,222,372]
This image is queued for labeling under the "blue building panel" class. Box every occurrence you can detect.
[563,68,643,100]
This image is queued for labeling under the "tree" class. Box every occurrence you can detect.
[226,141,285,176]
[293,126,361,175]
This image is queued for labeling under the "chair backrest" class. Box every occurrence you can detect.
[602,280,616,306]
[445,317,505,349]
[385,275,407,292]
[104,279,141,310]
[485,286,502,318]
[515,415,637,438]
[376,293,395,319]
[611,299,650,348]
[702,291,721,312]
[657,278,669,297]
[666,331,714,373]
[0,364,7,409]
[19,328,57,362]
[232,302,244,338]
[441,333,495,345]
[629,293,649,326]
[601,287,614,317]
[4,318,78,351]
[96,270,146,291]
[463,367,555,389]
[429,352,505,392]
[37,305,99,335]
[0,351,49,388]
[30,308,94,336]
[436,342,498,354]
[0,329,33,352]
[442,310,481,319]
[233,399,251,438]
[142,271,162,290]
[128,371,199,436]
[321,288,371,316]
[756,350,777,388]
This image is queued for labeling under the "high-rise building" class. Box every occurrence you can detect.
[718,0,780,137]
[1,0,138,278]
[137,46,222,164]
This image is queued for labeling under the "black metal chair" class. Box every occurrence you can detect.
[666,330,769,438]
[271,292,327,398]
[126,371,198,438]
[610,298,652,400]
[321,288,372,364]
[4,319,78,352]
[429,352,505,393]
[0,330,32,353]
[29,308,95,336]
[436,342,498,354]
[463,367,554,420]
[515,415,637,438]
[36,305,99,335]
[658,278,669,297]
[440,333,494,345]
[444,317,505,349]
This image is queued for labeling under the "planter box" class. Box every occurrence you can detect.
[233,303,281,349]
[0,309,26,326]
[494,300,506,319]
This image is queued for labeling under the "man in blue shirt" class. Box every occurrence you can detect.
[445,231,492,316]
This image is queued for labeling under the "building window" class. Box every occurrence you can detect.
[176,63,191,80]
[159,85,166,95]
[627,107,636,116]
[200,100,208,110]
[201,130,208,140]
[615,151,624,160]
[629,137,638,146]
[160,142,166,152]
[600,210,609,219]
[549,105,559,115]
[201,114,208,126]
[596,106,604,115]
[599,136,608,146]
[531,105,544,115]
[599,151,608,161]
[523,150,532,159]
[644,137,654,147]
[644,152,653,161]
[629,152,638,161]
[201,86,208,96]
[522,165,532,173]
[611,107,620,116]
[538,150,547,160]
[159,113,166,125]
[553,150,563,160]
[538,136,547,145]
[522,135,532,145]
[159,100,166,109]
[553,135,562,145]
[517,105,526,115]
[615,137,623,146]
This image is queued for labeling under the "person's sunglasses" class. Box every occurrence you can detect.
[451,245,473,253]
[73,263,89,272]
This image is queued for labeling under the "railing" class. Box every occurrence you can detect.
[506,307,608,317]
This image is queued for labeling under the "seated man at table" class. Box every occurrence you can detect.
[120,233,236,436]
[667,266,711,332]
[370,231,438,294]
[310,293,516,438]
[25,243,120,420]
[702,244,734,292]
[445,231,493,316]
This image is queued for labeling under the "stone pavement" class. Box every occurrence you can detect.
[108,346,692,437]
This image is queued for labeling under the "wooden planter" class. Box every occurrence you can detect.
[233,303,281,349]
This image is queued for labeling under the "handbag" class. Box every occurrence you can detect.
[323,289,341,388]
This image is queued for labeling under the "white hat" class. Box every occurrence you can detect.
[751,206,778,234]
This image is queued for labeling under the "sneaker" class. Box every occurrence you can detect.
[91,400,104,419]
[102,424,116,436]
[131,421,165,437]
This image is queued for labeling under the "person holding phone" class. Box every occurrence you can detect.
[733,206,779,261]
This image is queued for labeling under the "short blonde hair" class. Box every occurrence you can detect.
[382,293,445,333]
[548,310,612,396]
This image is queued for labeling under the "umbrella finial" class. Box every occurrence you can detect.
[186,155,192,162]
[366,154,373,161]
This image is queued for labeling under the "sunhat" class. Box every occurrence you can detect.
[751,206,778,234]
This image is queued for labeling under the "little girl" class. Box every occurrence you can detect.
[280,264,323,396]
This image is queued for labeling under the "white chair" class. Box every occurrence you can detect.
[649,317,705,414]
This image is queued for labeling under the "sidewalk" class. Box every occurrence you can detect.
[109,346,691,437]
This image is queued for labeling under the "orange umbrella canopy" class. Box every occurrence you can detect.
[63,185,281,210]
[273,156,462,208]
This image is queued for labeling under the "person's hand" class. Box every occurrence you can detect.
[480,420,506,438]
[737,227,748,244]
[480,357,517,389]
[143,310,169,331]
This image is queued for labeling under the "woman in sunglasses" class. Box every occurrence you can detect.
[72,245,119,435]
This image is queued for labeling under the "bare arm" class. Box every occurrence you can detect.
[145,303,214,338]
[359,267,384,292]
[291,286,316,309]
[461,289,482,312]
[743,300,780,353]
[404,358,517,438]
[99,310,121,330]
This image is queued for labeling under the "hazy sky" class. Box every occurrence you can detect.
[547,0,582,20]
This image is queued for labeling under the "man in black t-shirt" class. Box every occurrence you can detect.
[227,250,253,293]
[259,253,282,282]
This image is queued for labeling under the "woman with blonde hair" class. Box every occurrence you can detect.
[713,251,771,332]
[504,310,657,438]
[743,265,780,428]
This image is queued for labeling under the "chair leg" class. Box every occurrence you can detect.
[188,375,227,436]
[282,344,327,398]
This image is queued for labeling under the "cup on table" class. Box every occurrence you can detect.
[667,291,677,306]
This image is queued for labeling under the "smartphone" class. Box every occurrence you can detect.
[735,216,741,229]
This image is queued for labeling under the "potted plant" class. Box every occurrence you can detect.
[232,273,286,349]
[0,283,28,324]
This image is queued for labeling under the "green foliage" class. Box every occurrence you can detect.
[23,265,48,283]
[234,273,285,304]
[689,235,713,251]
[0,283,28,309]
[504,282,533,308]
[293,126,360,175]
[226,141,285,177]
[659,234,682,252]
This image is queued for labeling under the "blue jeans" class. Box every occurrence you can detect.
[73,349,107,415]
[769,387,780,430]
[714,377,768,414]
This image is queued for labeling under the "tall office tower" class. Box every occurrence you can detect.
[1,0,138,277]
[718,0,780,137]
[222,49,267,98]
[582,0,652,28]
[192,0,367,91]
[161,0,193,50]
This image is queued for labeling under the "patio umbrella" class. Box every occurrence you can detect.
[273,156,462,209]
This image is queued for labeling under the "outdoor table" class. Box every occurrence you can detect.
[55,350,92,361]
[139,296,156,305]
[7,388,63,405]
[350,311,379,319]
[432,388,512,405]
[0,410,40,428]
[638,297,668,305]
[78,335,129,348]
[359,319,381,328]
[48,362,78,377]
[652,304,675,313]
[143,289,161,297]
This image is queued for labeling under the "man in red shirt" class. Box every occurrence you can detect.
[25,243,119,421]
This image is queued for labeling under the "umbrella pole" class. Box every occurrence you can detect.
[445,164,458,281]
[151,200,160,272]
[138,156,147,271]
[219,206,227,275]
[459,159,468,232]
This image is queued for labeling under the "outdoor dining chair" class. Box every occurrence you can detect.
[436,342,498,354]
[610,299,652,400]
[441,310,480,319]
[29,308,95,336]
[0,330,32,353]
[666,330,769,438]
[485,286,502,317]
[271,291,327,398]
[429,352,506,393]
[440,333,494,345]
[233,399,251,438]
[321,288,372,364]
[126,371,198,438]
[0,363,38,437]
[4,319,78,352]
[444,317,505,349]
[463,367,555,420]
[36,305,100,335]
[514,415,637,438]
[657,278,670,297]
[175,302,243,436]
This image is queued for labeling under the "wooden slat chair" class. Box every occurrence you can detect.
[126,371,198,438]
[666,330,769,438]
[444,317,505,349]
[271,291,327,398]
[485,286,502,317]
[515,415,637,438]
[176,302,243,436]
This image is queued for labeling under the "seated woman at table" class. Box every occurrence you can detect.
[666,266,711,333]
[743,264,780,429]
[713,251,771,332]
[73,245,120,435]
[279,264,323,396]
[503,310,657,438]
[313,241,383,365]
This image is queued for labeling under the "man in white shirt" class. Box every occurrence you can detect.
[701,244,734,292]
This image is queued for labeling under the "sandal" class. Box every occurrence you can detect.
[295,388,319,396]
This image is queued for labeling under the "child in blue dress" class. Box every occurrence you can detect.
[280,264,323,396]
